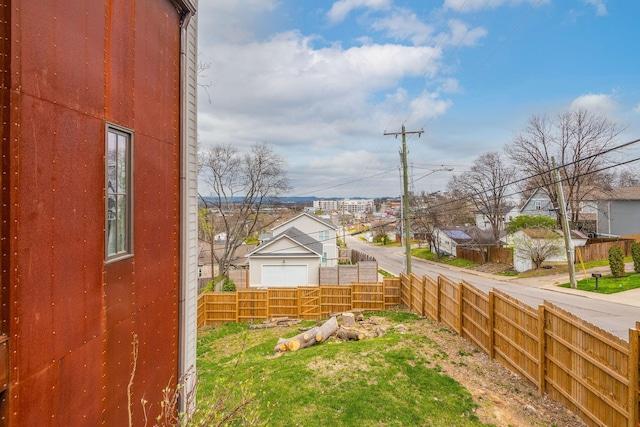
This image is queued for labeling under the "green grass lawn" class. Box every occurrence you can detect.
[195,311,492,426]
[411,248,477,269]
[559,271,640,294]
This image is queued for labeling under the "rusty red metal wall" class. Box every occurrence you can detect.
[1,0,12,422]
[3,0,183,425]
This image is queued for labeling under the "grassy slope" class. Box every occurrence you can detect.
[196,311,492,426]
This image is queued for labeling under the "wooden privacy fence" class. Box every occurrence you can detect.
[456,246,514,265]
[576,239,634,263]
[197,278,401,327]
[398,272,640,427]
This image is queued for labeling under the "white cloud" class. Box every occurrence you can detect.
[204,31,443,118]
[197,1,278,44]
[583,0,607,16]
[569,93,618,115]
[440,19,487,47]
[632,104,640,114]
[371,8,435,45]
[327,0,392,24]
[408,90,453,124]
[443,0,549,12]
[437,78,462,94]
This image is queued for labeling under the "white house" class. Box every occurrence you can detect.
[431,226,502,256]
[519,187,598,233]
[475,205,520,231]
[271,212,339,267]
[247,227,322,287]
[508,228,588,272]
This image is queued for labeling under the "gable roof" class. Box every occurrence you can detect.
[518,228,588,240]
[272,211,337,232]
[440,226,504,246]
[247,226,323,258]
[594,186,640,201]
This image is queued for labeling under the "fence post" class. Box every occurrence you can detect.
[266,289,271,319]
[409,275,413,313]
[235,290,240,323]
[537,304,546,394]
[420,276,426,317]
[436,277,441,323]
[488,291,495,360]
[457,282,463,336]
[628,327,639,427]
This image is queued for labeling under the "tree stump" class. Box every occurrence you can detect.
[340,312,357,328]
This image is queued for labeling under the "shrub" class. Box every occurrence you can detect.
[221,278,236,292]
[631,242,640,273]
[200,281,214,293]
[608,245,625,278]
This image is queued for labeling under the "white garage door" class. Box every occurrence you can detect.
[262,265,307,287]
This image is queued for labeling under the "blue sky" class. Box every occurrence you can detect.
[196,0,640,198]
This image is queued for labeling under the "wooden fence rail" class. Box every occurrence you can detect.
[397,273,640,427]
[197,278,401,327]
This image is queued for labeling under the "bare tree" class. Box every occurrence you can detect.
[199,143,290,276]
[447,152,516,245]
[613,167,640,187]
[411,191,473,258]
[505,109,624,226]
[511,230,564,270]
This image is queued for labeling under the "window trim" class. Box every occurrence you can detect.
[105,123,134,263]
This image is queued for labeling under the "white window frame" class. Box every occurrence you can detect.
[105,124,134,262]
[318,230,330,241]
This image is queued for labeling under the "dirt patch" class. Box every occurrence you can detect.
[405,318,586,427]
[473,262,515,275]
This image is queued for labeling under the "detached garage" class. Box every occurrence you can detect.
[262,264,308,287]
[247,227,322,287]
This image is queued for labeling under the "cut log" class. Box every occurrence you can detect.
[340,312,356,328]
[315,316,338,343]
[336,327,365,341]
[274,326,321,353]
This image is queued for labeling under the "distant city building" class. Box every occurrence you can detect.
[339,199,374,213]
[313,199,374,213]
[313,199,340,212]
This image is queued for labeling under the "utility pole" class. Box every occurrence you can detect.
[384,125,423,275]
[552,156,577,289]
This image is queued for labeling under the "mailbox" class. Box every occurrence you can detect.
[591,273,602,290]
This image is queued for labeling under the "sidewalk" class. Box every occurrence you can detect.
[506,262,640,309]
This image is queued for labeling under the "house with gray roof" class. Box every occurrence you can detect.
[246,227,323,287]
[270,211,339,266]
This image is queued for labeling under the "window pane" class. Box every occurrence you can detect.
[116,195,127,253]
[107,132,117,194]
[107,194,117,254]
[117,134,127,193]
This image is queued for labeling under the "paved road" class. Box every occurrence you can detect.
[346,235,640,340]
